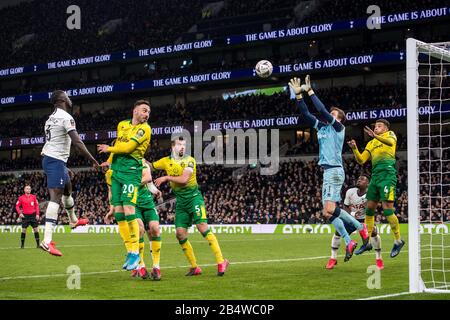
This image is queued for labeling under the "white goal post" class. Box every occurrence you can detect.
[407,38,450,293]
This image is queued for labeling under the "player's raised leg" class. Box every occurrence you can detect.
[383,202,405,258]
[40,155,71,256]
[326,173,369,246]
[62,176,88,229]
[40,90,99,256]
[123,203,141,271]
[110,174,140,271]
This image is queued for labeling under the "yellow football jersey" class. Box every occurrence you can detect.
[152,155,199,197]
[364,130,397,173]
[112,119,151,172]
[105,168,113,186]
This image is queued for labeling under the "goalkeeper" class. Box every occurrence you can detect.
[348,119,405,258]
[289,76,369,262]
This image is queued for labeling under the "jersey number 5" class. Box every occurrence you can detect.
[195,205,207,219]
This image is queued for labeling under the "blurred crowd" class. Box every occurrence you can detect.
[1,0,447,97]
[0,0,205,69]
[1,156,448,226]
[0,83,406,138]
[0,137,170,172]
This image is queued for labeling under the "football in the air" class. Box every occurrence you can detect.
[255,60,273,78]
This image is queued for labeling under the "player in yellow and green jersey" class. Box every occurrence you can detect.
[347,119,405,258]
[132,160,162,280]
[103,154,163,280]
[102,150,134,270]
[97,99,151,271]
[152,137,229,276]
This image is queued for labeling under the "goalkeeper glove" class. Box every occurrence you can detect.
[288,77,303,100]
[302,74,315,95]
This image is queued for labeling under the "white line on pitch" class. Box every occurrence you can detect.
[356,291,412,300]
[0,238,276,250]
[0,255,330,281]
[0,249,410,281]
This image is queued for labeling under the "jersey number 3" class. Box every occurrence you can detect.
[45,125,51,141]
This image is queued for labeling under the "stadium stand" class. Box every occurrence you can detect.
[2,155,448,226]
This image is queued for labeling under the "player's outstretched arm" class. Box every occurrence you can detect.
[304,75,344,132]
[364,126,395,146]
[155,168,192,187]
[288,77,321,129]
[142,161,162,199]
[98,140,139,155]
[69,130,99,167]
[347,139,370,165]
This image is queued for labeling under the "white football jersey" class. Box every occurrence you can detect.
[41,108,76,162]
[344,187,367,220]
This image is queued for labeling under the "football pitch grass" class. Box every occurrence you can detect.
[1,231,449,300]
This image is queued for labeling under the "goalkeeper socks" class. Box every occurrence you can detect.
[126,214,140,254]
[34,231,40,246]
[179,238,198,268]
[331,234,341,259]
[385,210,401,242]
[365,209,376,235]
[62,195,77,224]
[20,232,26,247]
[202,229,224,264]
[336,207,362,230]
[371,235,382,259]
[43,201,59,244]
[151,236,162,268]
[138,237,145,267]
[330,216,351,245]
[115,212,132,252]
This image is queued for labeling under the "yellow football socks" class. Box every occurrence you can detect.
[126,214,140,253]
[179,238,197,268]
[151,236,162,268]
[138,237,145,267]
[385,209,401,242]
[203,230,224,264]
[115,212,132,252]
[364,209,376,236]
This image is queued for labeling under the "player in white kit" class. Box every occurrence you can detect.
[326,175,384,270]
[40,90,99,256]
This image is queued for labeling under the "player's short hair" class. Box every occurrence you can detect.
[50,90,70,106]
[171,136,185,146]
[133,99,151,109]
[330,107,346,123]
[376,119,390,129]
[358,174,370,181]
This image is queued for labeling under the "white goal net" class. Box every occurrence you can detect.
[407,38,450,293]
